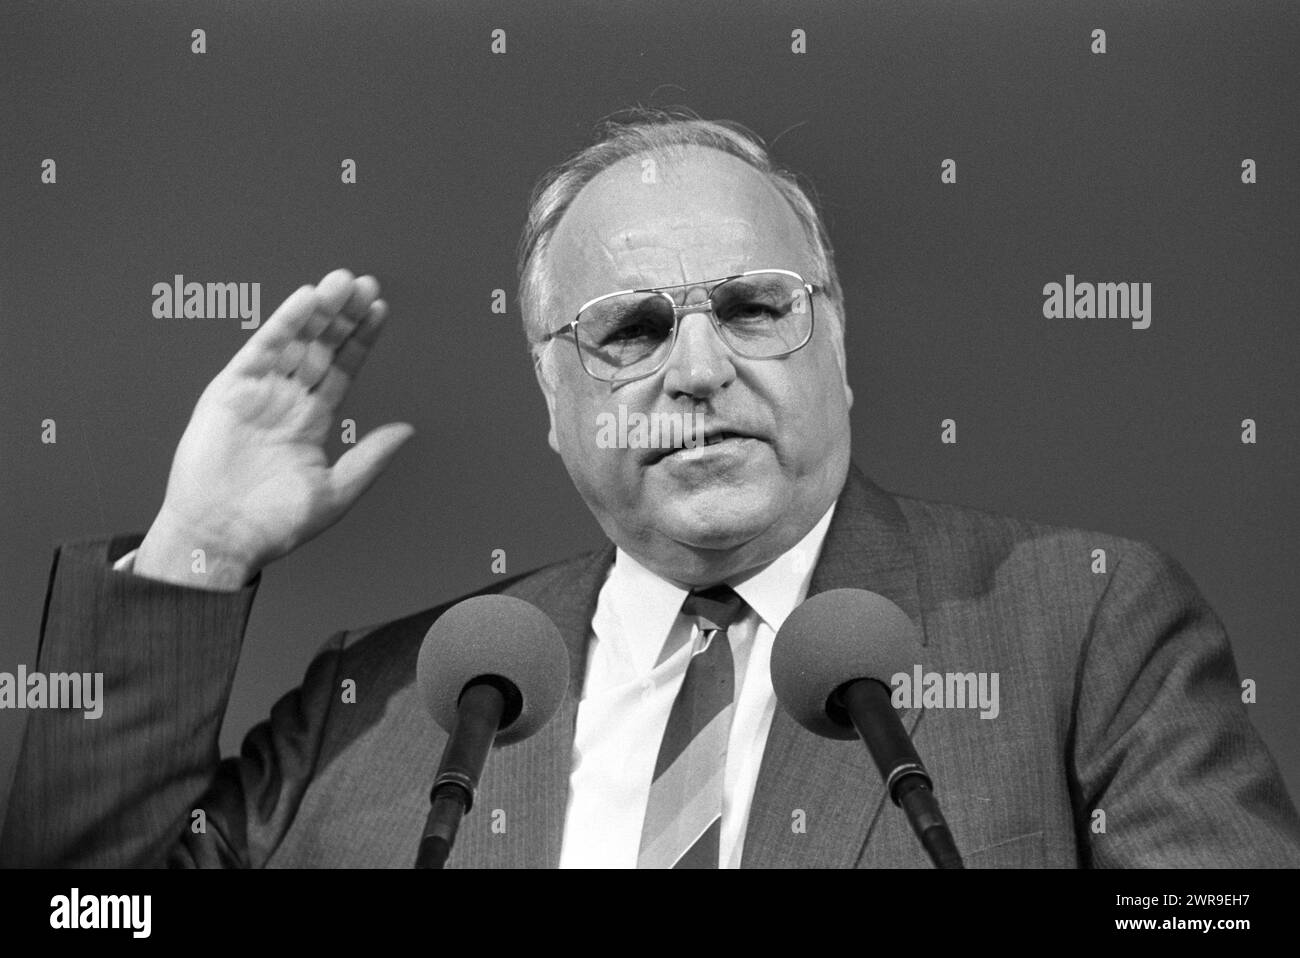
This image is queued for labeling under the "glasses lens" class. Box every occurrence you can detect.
[710,272,813,356]
[575,292,676,381]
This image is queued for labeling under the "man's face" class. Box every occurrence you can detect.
[536,147,853,586]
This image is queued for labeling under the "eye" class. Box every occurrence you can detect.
[602,321,658,344]
[724,299,781,321]
[713,277,795,324]
[596,302,673,347]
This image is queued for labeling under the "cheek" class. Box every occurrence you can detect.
[774,358,827,418]
[769,361,848,455]
[554,391,628,475]
[555,395,597,455]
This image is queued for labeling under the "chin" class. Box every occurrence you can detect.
[653,495,780,550]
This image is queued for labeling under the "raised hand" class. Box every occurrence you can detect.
[134,269,414,590]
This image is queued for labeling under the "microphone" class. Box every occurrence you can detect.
[770,588,964,869]
[413,594,569,869]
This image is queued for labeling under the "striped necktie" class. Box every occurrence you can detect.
[637,584,748,868]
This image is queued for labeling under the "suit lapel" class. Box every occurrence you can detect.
[742,465,929,867]
[449,543,613,869]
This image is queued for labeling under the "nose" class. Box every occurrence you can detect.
[660,288,736,399]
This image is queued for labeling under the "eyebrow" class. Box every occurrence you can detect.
[611,273,732,292]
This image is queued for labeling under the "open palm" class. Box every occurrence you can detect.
[139,269,413,587]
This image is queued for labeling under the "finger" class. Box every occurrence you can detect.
[342,275,381,322]
[229,285,318,375]
[292,338,336,389]
[310,300,388,407]
[312,275,377,350]
[309,271,375,352]
[315,310,359,353]
[329,422,415,510]
[294,290,376,386]
[314,268,358,316]
[299,305,335,341]
[345,298,388,354]
[275,338,308,377]
[331,299,387,378]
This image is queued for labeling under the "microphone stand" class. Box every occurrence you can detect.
[839,680,964,869]
[415,681,508,869]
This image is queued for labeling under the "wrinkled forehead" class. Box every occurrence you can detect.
[546,147,819,316]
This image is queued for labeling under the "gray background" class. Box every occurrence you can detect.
[2,0,1297,828]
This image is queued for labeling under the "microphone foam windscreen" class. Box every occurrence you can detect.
[771,588,922,740]
[416,595,570,746]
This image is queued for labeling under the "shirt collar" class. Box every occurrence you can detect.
[604,501,837,675]
[729,501,836,636]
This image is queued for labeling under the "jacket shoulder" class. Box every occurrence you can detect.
[888,489,1176,593]
[333,547,608,664]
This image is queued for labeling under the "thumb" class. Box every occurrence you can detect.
[330,422,415,509]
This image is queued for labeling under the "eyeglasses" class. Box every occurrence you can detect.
[541,268,818,383]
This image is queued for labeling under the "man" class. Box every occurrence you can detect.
[3,112,1298,868]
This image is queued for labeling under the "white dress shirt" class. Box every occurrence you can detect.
[558,504,836,868]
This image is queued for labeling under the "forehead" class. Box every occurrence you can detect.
[546,146,817,311]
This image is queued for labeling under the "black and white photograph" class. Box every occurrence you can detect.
[1,0,1297,939]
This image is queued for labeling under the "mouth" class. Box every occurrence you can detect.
[646,429,763,464]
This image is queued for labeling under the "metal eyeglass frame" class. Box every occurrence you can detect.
[539,268,819,383]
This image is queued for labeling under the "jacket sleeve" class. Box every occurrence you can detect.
[0,535,344,868]
[1070,540,1300,867]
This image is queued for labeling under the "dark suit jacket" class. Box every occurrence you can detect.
[3,465,1298,867]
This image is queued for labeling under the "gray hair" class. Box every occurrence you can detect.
[516,107,845,379]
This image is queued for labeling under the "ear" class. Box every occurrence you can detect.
[534,352,560,454]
